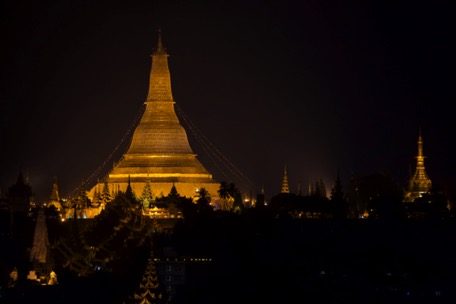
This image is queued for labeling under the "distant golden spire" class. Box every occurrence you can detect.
[405,129,432,202]
[417,128,423,158]
[50,176,60,201]
[281,166,289,194]
[49,177,62,211]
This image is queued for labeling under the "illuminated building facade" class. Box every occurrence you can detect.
[405,131,432,202]
[89,31,219,202]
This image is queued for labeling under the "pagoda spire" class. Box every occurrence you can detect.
[405,129,432,202]
[414,129,428,183]
[417,128,424,158]
[147,29,173,102]
[281,166,289,194]
[155,27,166,54]
[48,176,62,211]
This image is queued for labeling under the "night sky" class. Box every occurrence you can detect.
[1,0,454,202]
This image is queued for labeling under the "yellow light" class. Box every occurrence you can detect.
[109,173,212,179]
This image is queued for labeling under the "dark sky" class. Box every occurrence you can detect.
[1,0,454,202]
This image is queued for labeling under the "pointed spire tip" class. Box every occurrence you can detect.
[154,27,166,54]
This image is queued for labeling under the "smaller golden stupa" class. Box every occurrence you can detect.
[404,130,432,202]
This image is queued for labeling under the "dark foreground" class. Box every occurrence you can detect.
[1,217,455,303]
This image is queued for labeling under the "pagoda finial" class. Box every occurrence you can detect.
[417,128,424,158]
[154,27,166,54]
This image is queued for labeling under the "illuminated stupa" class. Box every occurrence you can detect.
[281,166,290,194]
[48,177,62,211]
[404,130,432,202]
[89,31,219,201]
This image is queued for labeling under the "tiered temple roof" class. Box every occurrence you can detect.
[130,252,165,304]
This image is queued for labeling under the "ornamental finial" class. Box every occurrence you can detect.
[154,27,166,54]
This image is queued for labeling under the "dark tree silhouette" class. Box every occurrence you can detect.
[196,187,213,214]
[101,180,112,208]
[125,175,136,203]
[218,181,240,211]
[352,173,405,220]
[232,191,244,213]
[7,169,32,214]
[330,169,347,219]
[255,191,265,209]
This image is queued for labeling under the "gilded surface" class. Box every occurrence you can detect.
[281,166,290,193]
[88,34,218,204]
[405,133,432,202]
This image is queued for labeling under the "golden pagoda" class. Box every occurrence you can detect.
[89,31,219,203]
[48,177,62,211]
[405,130,432,202]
